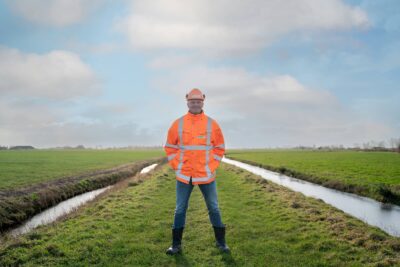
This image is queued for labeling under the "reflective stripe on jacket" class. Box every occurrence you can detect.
[164,110,225,185]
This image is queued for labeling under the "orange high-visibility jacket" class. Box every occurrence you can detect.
[164,110,225,185]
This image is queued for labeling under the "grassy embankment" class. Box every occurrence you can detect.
[0,149,165,190]
[1,162,399,266]
[226,149,400,205]
[0,149,165,232]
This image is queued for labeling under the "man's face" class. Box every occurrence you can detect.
[187,99,204,114]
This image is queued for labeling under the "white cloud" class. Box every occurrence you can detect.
[0,46,170,148]
[6,0,104,27]
[0,46,101,99]
[154,65,337,110]
[0,46,133,148]
[0,98,59,131]
[118,0,369,55]
[0,96,161,148]
[152,64,394,147]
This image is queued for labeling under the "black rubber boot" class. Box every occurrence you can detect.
[213,224,230,253]
[166,227,184,255]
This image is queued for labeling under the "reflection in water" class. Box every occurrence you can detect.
[9,163,158,237]
[222,157,400,237]
[140,163,158,174]
[9,186,112,236]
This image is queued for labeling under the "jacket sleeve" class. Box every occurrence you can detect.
[209,120,225,173]
[164,120,180,170]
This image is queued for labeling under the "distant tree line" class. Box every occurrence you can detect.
[0,145,35,150]
[353,137,400,152]
[294,137,400,153]
[1,137,399,152]
[0,144,163,150]
[53,145,86,149]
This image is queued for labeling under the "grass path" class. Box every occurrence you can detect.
[1,163,399,266]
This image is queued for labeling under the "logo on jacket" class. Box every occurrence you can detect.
[196,135,205,139]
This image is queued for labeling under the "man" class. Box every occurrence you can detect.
[164,88,230,255]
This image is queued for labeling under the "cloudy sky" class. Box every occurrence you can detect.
[0,0,399,149]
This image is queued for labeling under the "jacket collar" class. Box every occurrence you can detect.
[186,110,205,121]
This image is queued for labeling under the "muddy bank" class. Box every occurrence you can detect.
[225,156,400,206]
[0,157,167,232]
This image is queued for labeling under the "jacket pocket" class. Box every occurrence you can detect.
[208,150,220,173]
[169,150,179,170]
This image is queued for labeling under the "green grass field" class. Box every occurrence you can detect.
[0,149,164,190]
[1,163,399,266]
[226,149,400,204]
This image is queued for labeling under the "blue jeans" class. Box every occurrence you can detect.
[172,177,225,229]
